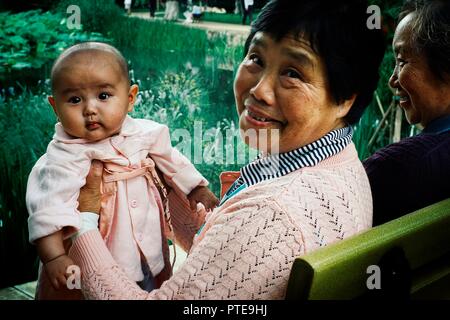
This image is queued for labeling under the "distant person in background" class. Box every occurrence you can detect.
[192,3,203,22]
[364,0,450,226]
[124,0,132,15]
[241,0,254,25]
[235,0,242,15]
[164,0,180,21]
[149,0,157,18]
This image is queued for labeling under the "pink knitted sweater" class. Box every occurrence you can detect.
[71,143,372,299]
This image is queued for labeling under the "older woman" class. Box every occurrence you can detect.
[69,0,385,299]
[364,0,450,226]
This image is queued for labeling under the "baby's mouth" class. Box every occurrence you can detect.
[86,121,101,130]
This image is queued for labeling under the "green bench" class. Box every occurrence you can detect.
[286,198,450,300]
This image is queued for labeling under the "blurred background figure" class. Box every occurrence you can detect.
[164,0,180,21]
[183,0,193,23]
[192,2,203,22]
[235,0,242,15]
[124,0,132,15]
[241,0,253,25]
[149,0,157,17]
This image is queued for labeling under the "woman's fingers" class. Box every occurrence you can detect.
[78,160,104,213]
[189,198,197,211]
[88,160,104,181]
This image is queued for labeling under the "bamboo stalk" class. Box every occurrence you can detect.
[375,91,385,116]
[368,98,395,149]
[393,104,403,143]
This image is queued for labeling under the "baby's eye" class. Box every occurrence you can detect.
[68,96,81,104]
[98,92,111,100]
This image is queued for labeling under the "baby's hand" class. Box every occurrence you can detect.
[187,186,219,212]
[44,254,75,290]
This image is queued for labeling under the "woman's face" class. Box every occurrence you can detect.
[389,13,450,128]
[234,32,351,154]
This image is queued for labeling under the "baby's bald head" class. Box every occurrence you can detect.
[51,42,129,93]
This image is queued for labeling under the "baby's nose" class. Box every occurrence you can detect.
[83,99,98,115]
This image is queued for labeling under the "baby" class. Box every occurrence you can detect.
[26,42,218,299]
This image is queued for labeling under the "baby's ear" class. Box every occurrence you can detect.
[48,96,58,116]
[127,84,139,112]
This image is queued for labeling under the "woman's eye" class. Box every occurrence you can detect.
[68,96,81,104]
[248,53,263,66]
[396,57,407,68]
[283,69,303,80]
[99,92,111,100]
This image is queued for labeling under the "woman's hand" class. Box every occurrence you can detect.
[77,160,103,214]
[187,186,219,211]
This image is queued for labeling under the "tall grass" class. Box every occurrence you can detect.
[202,12,244,25]
[55,0,209,54]
[0,9,107,89]
[0,85,56,287]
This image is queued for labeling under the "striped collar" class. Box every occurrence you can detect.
[226,126,353,195]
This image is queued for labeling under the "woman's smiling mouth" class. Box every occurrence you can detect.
[244,105,285,127]
[395,93,411,108]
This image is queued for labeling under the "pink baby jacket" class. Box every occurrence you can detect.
[27,115,208,282]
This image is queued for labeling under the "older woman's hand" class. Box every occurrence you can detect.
[77,160,103,214]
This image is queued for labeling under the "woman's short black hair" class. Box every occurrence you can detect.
[244,0,385,125]
[399,0,450,82]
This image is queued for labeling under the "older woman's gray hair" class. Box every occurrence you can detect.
[400,0,450,82]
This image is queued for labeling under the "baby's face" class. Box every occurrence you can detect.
[49,51,138,141]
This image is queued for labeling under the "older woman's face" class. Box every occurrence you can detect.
[389,13,450,128]
[234,32,349,154]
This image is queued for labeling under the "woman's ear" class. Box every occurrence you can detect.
[127,84,139,112]
[337,94,357,119]
[48,96,58,116]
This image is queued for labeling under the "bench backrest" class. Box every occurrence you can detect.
[285,198,450,299]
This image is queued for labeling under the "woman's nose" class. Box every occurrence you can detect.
[249,74,275,106]
[388,67,399,92]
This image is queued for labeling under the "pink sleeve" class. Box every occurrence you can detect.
[148,124,208,195]
[70,197,306,300]
[26,141,91,243]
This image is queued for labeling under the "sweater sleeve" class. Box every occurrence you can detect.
[147,123,208,195]
[26,141,91,243]
[70,197,306,300]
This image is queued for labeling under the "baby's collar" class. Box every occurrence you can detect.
[53,115,140,144]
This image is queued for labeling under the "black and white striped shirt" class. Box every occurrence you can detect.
[223,126,353,201]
